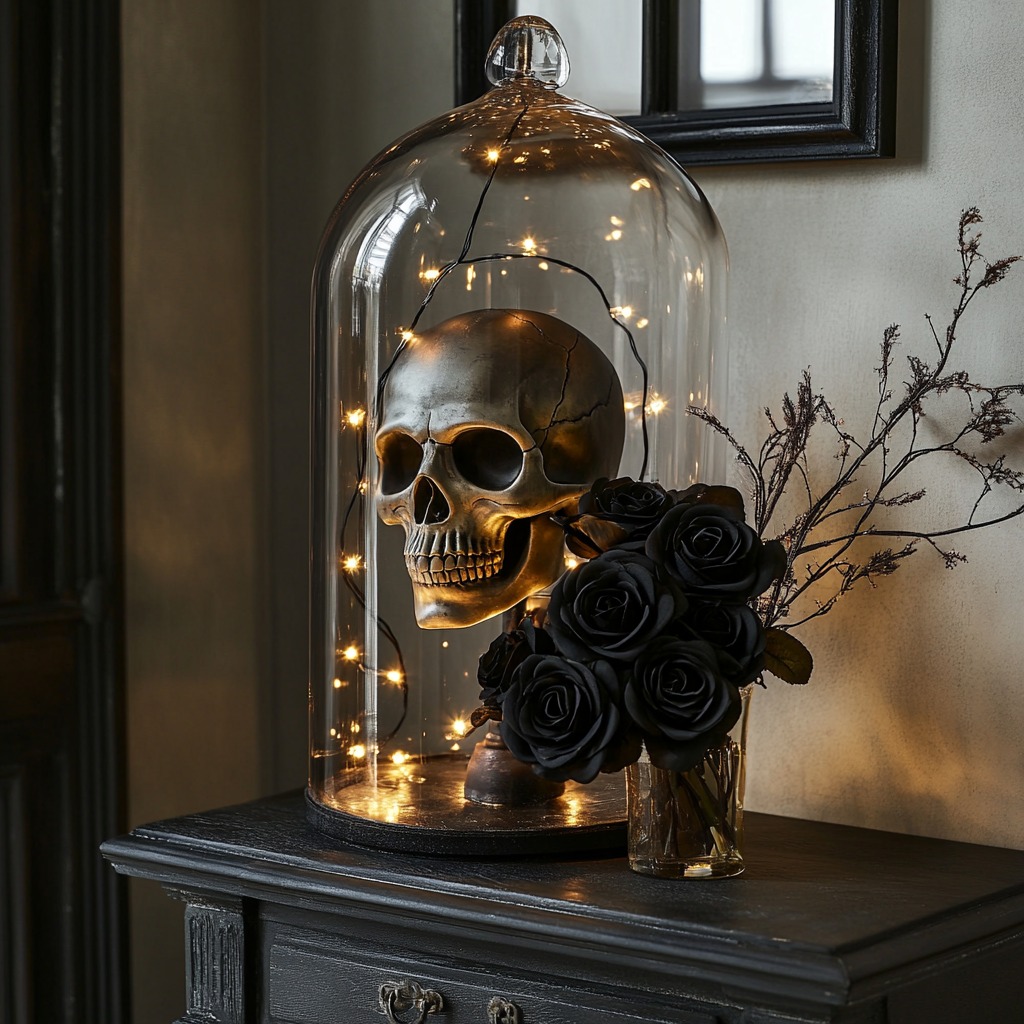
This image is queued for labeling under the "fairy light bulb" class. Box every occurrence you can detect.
[342,645,359,662]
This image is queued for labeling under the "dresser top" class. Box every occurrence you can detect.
[103,791,1024,1012]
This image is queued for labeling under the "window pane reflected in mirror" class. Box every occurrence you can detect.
[681,0,834,112]
[514,0,644,115]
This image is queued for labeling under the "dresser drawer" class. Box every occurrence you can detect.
[265,927,722,1024]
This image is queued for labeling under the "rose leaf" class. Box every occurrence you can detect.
[470,706,499,728]
[763,628,813,685]
[564,515,630,557]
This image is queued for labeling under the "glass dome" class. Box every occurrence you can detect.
[307,17,729,853]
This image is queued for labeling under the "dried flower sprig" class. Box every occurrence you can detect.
[690,209,1024,683]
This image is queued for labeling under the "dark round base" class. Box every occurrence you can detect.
[307,755,626,857]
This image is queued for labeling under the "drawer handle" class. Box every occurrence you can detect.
[487,996,521,1024]
[378,979,444,1024]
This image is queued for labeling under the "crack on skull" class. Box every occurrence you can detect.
[548,376,618,428]
[546,329,582,432]
[530,328,584,453]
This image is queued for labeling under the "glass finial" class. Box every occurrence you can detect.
[485,16,570,89]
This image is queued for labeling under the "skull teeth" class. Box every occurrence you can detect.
[407,548,502,587]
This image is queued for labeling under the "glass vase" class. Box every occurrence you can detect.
[625,688,751,879]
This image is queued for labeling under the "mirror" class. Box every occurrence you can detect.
[454,0,898,165]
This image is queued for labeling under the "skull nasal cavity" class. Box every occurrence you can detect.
[413,477,451,525]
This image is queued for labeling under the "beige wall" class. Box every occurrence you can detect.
[122,1,268,1019]
[262,0,456,795]
[122,0,1024,1019]
[697,0,1024,848]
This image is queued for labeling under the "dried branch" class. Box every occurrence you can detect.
[689,208,1023,633]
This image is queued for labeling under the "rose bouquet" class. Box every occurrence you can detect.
[473,479,787,784]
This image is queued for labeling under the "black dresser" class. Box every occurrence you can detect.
[102,792,1024,1023]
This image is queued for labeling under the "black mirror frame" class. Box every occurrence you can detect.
[454,0,898,166]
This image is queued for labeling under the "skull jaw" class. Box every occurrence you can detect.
[410,517,566,629]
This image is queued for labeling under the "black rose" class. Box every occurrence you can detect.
[677,601,766,686]
[646,502,785,601]
[477,617,555,710]
[624,637,741,772]
[554,477,680,558]
[579,475,679,533]
[500,654,624,783]
[547,548,684,662]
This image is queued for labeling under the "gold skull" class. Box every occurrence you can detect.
[375,309,624,628]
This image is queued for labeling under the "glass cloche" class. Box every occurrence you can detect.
[307,17,729,853]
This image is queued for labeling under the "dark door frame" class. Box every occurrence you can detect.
[1,0,126,1020]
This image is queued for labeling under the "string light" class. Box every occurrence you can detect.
[519,236,538,254]
[384,669,403,684]
[486,148,500,162]
[345,408,366,428]
[342,554,362,572]
[564,554,580,570]
[332,678,343,689]
[419,267,440,282]
[400,329,416,343]
[391,751,409,766]
[450,717,469,738]
[648,394,668,416]
[348,744,366,759]
[342,645,359,662]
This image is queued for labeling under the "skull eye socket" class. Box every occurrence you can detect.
[452,428,524,491]
[378,431,423,495]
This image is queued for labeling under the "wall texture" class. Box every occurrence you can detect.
[263,0,455,793]
[122,0,1024,1019]
[256,0,1024,850]
[122,1,267,1019]
[697,0,1024,849]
